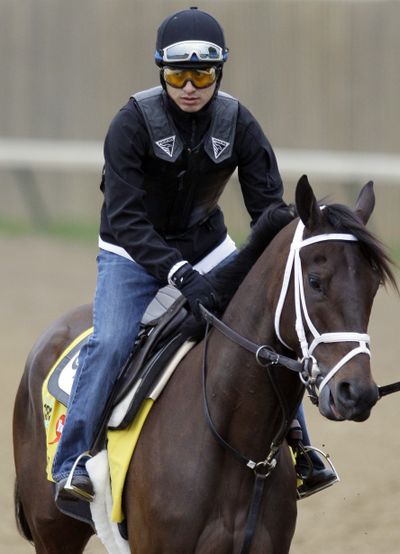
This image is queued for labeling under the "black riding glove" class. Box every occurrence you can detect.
[170,263,219,320]
[264,202,296,234]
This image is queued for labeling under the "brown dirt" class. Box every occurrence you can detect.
[2,235,400,553]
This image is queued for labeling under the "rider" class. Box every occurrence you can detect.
[53,7,337,503]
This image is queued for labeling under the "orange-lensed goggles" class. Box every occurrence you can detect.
[163,66,218,89]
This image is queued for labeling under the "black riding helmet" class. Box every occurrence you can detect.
[155,7,228,92]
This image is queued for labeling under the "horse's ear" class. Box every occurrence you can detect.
[354,181,375,224]
[295,175,321,230]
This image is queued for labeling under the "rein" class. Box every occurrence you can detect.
[378,381,400,398]
[200,306,303,374]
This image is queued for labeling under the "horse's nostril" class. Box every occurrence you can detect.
[337,381,356,404]
[336,380,379,411]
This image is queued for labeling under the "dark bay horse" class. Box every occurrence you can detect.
[13,176,396,553]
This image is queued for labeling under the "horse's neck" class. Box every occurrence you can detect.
[223,240,288,347]
[205,248,299,457]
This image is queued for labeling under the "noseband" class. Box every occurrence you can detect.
[274,218,371,402]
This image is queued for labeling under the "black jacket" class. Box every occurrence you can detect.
[100,87,284,283]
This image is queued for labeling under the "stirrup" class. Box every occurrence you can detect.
[63,452,94,501]
[296,446,340,500]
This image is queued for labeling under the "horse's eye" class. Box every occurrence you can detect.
[308,274,322,291]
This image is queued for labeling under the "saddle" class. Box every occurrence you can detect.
[108,285,191,429]
[48,285,195,431]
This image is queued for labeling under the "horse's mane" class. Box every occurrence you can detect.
[210,209,280,308]
[210,202,397,310]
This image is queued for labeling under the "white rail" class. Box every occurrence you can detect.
[277,148,400,184]
[0,138,399,183]
[0,138,103,171]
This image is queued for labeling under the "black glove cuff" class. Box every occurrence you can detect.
[170,262,194,290]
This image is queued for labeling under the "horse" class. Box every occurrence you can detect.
[13,175,396,553]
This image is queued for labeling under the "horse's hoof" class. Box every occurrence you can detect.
[55,475,95,503]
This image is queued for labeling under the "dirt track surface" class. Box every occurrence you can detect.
[2,235,400,553]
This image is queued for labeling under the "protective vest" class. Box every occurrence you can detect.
[132,86,238,164]
[130,86,239,233]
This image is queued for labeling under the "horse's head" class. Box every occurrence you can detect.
[276,175,396,422]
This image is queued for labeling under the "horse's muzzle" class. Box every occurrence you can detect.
[318,379,379,422]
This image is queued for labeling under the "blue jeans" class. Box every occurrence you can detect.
[296,404,325,470]
[53,250,161,480]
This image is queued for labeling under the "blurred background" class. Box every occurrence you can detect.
[2,0,400,242]
[1,1,400,553]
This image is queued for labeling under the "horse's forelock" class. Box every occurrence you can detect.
[322,204,398,290]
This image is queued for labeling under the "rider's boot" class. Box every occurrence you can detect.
[55,473,95,503]
[288,417,339,499]
[54,453,95,503]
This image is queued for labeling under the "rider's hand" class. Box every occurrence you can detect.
[265,202,296,233]
[170,263,220,320]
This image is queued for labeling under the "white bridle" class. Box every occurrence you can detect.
[274,218,371,397]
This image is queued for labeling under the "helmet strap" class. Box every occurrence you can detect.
[159,68,168,92]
